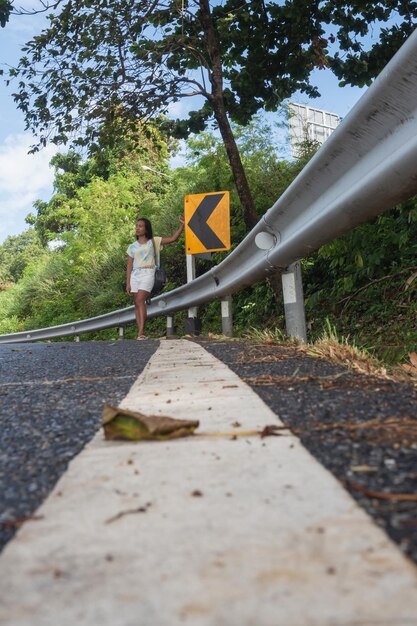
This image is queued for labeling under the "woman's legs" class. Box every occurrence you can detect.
[134,290,150,337]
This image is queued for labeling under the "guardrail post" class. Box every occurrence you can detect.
[75,335,80,342]
[166,315,175,337]
[221,295,233,337]
[118,326,124,339]
[281,262,307,343]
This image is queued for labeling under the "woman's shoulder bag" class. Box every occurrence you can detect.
[151,237,167,296]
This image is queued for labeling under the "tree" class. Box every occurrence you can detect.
[0,0,64,29]
[9,0,417,231]
[26,118,171,244]
[0,229,45,283]
[0,0,13,28]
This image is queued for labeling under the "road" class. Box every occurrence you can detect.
[0,338,417,625]
[0,339,158,549]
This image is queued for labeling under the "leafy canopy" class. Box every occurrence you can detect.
[9,0,417,151]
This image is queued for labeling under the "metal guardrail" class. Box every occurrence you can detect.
[2,28,417,344]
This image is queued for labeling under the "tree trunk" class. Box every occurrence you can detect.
[199,0,259,231]
[212,101,260,230]
[199,0,284,312]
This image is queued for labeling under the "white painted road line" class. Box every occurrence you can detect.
[1,339,417,625]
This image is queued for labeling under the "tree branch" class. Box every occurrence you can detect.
[338,265,417,310]
[12,0,63,16]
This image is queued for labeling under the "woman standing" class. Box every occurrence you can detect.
[126,215,185,339]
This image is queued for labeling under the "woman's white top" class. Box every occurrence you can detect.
[127,237,163,270]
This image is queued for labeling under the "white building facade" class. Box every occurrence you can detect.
[288,103,341,158]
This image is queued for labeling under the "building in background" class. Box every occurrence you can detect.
[288,103,341,158]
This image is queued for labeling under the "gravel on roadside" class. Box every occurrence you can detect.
[0,339,158,551]
[201,339,417,566]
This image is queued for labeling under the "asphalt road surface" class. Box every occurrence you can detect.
[203,339,417,567]
[1,337,416,568]
[0,339,158,549]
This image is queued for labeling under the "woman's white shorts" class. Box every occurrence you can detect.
[130,268,155,294]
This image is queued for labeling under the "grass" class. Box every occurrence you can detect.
[241,320,417,383]
[302,319,388,378]
[242,326,294,345]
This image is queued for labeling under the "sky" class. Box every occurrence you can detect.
[0,3,368,246]
[0,3,58,245]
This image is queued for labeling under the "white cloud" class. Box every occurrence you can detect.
[169,139,187,170]
[166,94,205,120]
[4,2,49,40]
[166,100,190,119]
[11,0,42,9]
[0,134,57,243]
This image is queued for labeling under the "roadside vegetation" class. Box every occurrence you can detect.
[0,117,415,366]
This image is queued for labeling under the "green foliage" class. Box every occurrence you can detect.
[0,116,286,337]
[232,281,279,334]
[0,229,45,283]
[9,0,417,151]
[0,0,13,28]
[0,122,175,333]
[9,1,313,148]
[182,115,310,243]
[8,0,417,233]
[0,285,23,334]
[26,120,171,244]
[303,201,417,363]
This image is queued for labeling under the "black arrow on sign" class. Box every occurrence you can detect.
[188,193,226,250]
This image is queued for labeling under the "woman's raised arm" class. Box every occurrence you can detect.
[161,215,185,245]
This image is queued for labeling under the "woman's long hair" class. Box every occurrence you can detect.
[136,217,153,240]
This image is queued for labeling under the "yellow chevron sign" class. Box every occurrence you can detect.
[184,191,230,254]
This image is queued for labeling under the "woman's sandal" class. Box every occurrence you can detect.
[136,335,147,340]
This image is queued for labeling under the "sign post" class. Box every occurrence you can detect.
[184,192,231,335]
[186,253,198,320]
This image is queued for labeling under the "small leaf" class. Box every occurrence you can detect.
[405,271,417,290]
[408,352,417,368]
[102,403,199,441]
[350,465,378,472]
